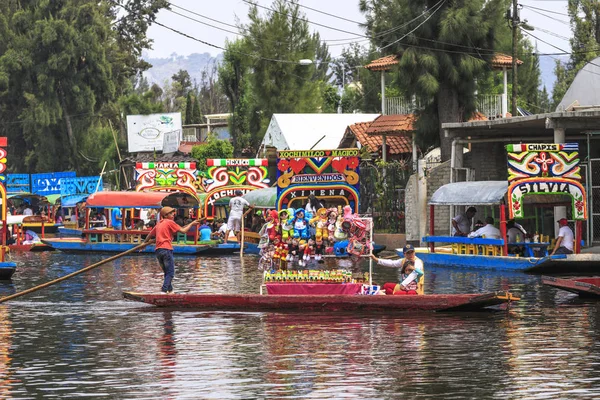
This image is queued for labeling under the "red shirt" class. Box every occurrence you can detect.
[148,219,182,250]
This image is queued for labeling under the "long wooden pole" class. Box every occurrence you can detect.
[0,242,150,304]
[240,207,254,258]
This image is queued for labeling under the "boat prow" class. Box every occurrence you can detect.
[123,291,519,312]
[542,276,600,297]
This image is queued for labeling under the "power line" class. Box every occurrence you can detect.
[280,0,363,25]
[380,0,447,51]
[520,28,600,77]
[523,6,570,25]
[521,4,569,17]
[241,0,366,39]
[529,25,571,41]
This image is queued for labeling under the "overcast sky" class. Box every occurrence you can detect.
[146,0,572,60]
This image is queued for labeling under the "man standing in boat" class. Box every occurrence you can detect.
[452,207,477,237]
[144,206,200,293]
[224,190,253,244]
[550,218,574,256]
[371,244,424,295]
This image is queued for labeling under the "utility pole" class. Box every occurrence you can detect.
[511,0,519,117]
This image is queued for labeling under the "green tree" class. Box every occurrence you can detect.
[242,0,326,148]
[191,134,234,171]
[193,94,202,124]
[360,0,505,160]
[0,0,166,173]
[552,1,600,107]
[171,69,192,98]
[185,92,194,125]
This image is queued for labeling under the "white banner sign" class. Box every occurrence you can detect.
[162,130,181,154]
[126,113,182,153]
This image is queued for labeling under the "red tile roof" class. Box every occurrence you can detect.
[347,122,412,155]
[365,114,416,136]
[365,53,522,72]
[364,55,399,71]
[468,111,489,121]
[491,53,523,69]
[178,141,204,154]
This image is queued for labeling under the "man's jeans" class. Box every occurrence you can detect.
[156,248,175,292]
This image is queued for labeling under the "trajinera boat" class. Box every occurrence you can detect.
[398,143,600,274]
[123,291,518,312]
[542,276,600,297]
[41,191,241,255]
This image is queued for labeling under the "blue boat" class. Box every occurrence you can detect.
[409,176,599,274]
[42,191,240,255]
[0,262,16,280]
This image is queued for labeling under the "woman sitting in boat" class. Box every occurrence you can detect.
[371,244,424,295]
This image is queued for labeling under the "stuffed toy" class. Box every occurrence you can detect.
[292,208,310,239]
[279,208,294,240]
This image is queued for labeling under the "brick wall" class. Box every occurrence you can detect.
[465,142,508,181]
[404,174,418,241]
[426,160,451,235]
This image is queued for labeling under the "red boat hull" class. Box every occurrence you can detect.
[123,291,518,312]
[542,276,600,297]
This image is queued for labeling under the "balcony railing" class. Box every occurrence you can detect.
[476,94,505,120]
[384,94,506,119]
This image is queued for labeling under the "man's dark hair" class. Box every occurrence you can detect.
[467,207,477,213]
[485,216,494,225]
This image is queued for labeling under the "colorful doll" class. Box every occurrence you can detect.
[292,208,310,239]
[327,208,338,239]
[265,210,279,242]
[279,208,294,240]
[310,207,329,241]
[287,237,300,263]
[314,238,326,261]
[302,238,315,265]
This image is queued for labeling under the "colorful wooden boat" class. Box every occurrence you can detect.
[41,191,240,255]
[122,291,519,312]
[396,246,600,274]
[542,276,600,297]
[416,143,591,274]
[7,193,62,234]
[41,237,213,254]
[0,262,16,280]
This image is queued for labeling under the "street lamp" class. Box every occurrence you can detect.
[299,58,345,113]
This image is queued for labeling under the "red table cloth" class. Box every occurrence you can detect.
[265,283,363,295]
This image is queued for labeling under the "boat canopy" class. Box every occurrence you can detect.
[429,181,508,206]
[243,187,277,209]
[86,191,199,209]
[7,193,51,206]
[61,194,89,208]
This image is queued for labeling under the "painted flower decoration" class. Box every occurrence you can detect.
[534,152,554,174]
[347,157,359,170]
[278,159,290,172]
[513,200,521,211]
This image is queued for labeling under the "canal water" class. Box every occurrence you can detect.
[0,251,599,399]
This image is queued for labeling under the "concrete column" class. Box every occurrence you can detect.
[381,71,386,115]
[553,125,566,236]
[502,67,508,118]
[412,132,417,172]
[417,159,428,246]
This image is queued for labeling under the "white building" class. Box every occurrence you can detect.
[259,113,380,151]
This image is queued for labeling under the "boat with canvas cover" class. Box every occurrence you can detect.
[404,143,598,273]
[41,191,240,255]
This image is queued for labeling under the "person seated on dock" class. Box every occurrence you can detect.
[452,207,476,237]
[371,244,424,295]
[468,216,501,239]
[550,218,574,256]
